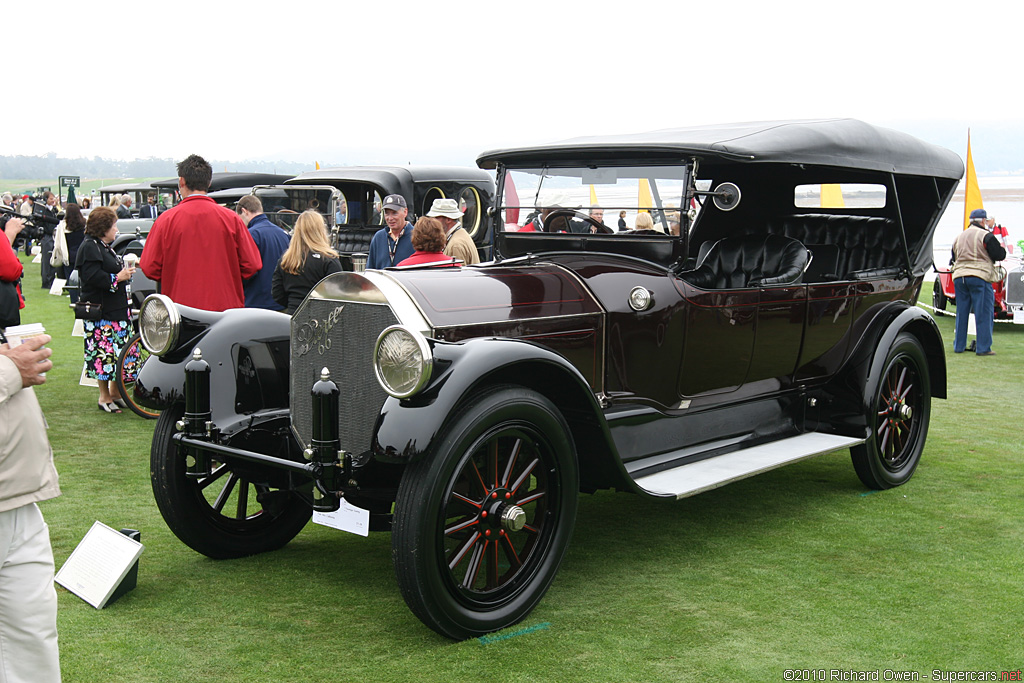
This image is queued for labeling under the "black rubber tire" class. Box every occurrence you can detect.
[851,333,931,490]
[151,404,312,559]
[932,279,948,311]
[115,333,159,419]
[392,385,578,639]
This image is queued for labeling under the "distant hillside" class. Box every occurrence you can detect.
[0,154,316,181]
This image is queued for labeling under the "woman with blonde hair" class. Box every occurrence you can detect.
[271,210,342,313]
[633,212,664,232]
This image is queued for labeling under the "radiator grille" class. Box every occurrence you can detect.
[1006,267,1024,307]
[290,298,398,456]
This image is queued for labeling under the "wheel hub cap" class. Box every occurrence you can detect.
[500,505,526,532]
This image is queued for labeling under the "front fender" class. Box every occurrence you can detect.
[136,307,291,436]
[372,337,623,486]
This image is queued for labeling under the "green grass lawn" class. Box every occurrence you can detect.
[1,178,161,200]
[13,258,1024,682]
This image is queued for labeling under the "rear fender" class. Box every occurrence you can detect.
[818,304,945,436]
[372,337,629,491]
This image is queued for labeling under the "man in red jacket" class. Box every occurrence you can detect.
[141,155,261,311]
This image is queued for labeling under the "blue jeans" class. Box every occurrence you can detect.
[953,276,994,354]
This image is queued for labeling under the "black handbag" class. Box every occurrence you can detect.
[0,279,19,328]
[74,300,104,321]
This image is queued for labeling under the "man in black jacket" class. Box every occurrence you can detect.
[138,193,159,219]
[35,192,60,289]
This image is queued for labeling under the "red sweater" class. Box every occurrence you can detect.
[397,251,457,267]
[141,195,262,311]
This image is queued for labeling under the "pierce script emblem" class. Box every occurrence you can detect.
[295,305,345,357]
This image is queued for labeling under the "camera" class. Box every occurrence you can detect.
[1,206,60,251]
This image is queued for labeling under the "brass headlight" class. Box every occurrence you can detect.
[373,325,432,398]
[138,294,180,356]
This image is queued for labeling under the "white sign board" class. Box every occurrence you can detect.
[55,522,144,608]
[312,498,370,537]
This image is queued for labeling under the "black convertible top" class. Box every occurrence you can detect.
[477,119,964,180]
[150,172,294,192]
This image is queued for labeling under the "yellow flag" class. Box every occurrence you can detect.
[315,161,321,170]
[638,178,653,214]
[589,185,598,207]
[962,130,983,230]
[820,184,845,208]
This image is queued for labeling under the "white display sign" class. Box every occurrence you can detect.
[312,498,370,537]
[49,278,66,296]
[55,522,144,609]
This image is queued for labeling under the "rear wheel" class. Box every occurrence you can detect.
[115,333,159,419]
[151,404,312,558]
[392,386,578,639]
[851,333,930,489]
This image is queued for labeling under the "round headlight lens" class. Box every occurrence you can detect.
[139,294,180,356]
[374,325,432,398]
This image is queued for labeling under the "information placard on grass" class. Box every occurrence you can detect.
[55,522,144,609]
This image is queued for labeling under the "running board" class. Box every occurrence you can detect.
[632,432,865,499]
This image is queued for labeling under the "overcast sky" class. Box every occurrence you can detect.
[5,0,1021,168]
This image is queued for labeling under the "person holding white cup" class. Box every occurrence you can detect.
[73,207,137,413]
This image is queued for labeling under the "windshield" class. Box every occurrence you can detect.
[253,187,336,231]
[501,165,693,235]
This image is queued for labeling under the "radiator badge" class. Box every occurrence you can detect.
[295,305,345,357]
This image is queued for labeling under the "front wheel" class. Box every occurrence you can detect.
[115,333,159,419]
[151,404,312,559]
[931,279,947,311]
[392,386,578,639]
[851,333,931,489]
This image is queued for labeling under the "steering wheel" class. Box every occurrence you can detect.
[543,209,614,235]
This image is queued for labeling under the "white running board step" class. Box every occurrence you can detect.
[633,432,865,499]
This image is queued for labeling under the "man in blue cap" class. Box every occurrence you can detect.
[366,194,414,269]
[950,208,1006,355]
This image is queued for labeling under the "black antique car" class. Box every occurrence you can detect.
[247,166,496,269]
[133,119,962,639]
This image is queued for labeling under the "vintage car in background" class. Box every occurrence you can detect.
[245,166,496,269]
[148,171,294,209]
[932,251,1024,323]
[132,119,962,639]
[97,181,160,216]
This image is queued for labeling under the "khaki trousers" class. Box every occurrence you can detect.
[0,503,60,683]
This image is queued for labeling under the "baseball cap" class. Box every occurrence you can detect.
[382,194,407,211]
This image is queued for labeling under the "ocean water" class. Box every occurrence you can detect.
[932,176,1024,268]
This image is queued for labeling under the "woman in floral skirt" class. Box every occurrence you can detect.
[74,206,136,413]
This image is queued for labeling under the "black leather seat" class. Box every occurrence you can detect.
[680,234,809,289]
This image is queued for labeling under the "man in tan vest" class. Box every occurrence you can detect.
[427,198,479,265]
[950,209,1006,355]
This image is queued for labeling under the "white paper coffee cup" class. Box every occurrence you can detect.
[4,322,45,346]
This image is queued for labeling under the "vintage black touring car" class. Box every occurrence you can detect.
[133,119,963,639]
[248,166,496,268]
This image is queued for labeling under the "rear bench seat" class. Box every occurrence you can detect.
[766,214,902,280]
